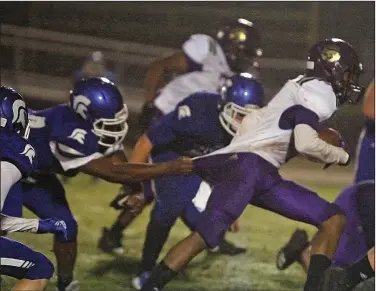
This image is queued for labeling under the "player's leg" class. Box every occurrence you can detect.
[141,153,262,291]
[277,181,375,274]
[0,237,54,291]
[133,174,202,289]
[182,200,247,256]
[251,179,346,291]
[21,174,79,291]
[98,182,154,255]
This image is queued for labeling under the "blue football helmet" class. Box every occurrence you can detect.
[0,86,30,138]
[219,73,264,136]
[69,77,128,147]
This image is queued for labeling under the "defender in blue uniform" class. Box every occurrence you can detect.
[2,78,193,291]
[1,87,68,291]
[355,79,375,183]
[127,73,264,289]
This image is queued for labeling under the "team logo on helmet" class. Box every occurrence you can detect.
[321,46,341,63]
[72,95,91,120]
[11,99,27,128]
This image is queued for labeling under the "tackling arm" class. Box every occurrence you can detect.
[143,51,188,102]
[79,154,192,183]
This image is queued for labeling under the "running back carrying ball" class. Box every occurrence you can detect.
[319,127,343,148]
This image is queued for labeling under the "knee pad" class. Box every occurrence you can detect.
[196,209,231,249]
[25,251,54,280]
[55,216,78,241]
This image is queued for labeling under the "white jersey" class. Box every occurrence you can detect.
[154,34,233,114]
[200,75,338,168]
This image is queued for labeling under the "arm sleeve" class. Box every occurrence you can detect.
[1,161,22,211]
[0,214,39,233]
[294,124,349,164]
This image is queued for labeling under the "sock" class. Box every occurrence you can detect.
[109,219,124,237]
[141,260,178,291]
[140,220,171,272]
[304,254,332,291]
[345,254,375,288]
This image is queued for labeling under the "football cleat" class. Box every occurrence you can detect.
[97,227,124,255]
[276,229,310,270]
[56,280,80,291]
[132,271,151,290]
[208,239,247,256]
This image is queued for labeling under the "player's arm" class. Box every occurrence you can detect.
[143,52,189,102]
[363,79,374,120]
[143,35,208,102]
[79,156,191,183]
[292,107,349,165]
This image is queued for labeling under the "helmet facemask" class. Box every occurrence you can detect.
[219,102,259,136]
[92,105,129,148]
[327,63,364,105]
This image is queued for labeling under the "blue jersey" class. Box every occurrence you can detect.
[147,92,232,158]
[27,104,120,176]
[0,129,37,177]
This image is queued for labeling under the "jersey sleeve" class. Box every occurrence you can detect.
[50,124,102,171]
[295,79,337,122]
[1,135,37,177]
[182,34,211,65]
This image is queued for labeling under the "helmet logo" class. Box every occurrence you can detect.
[11,99,27,128]
[321,46,341,63]
[73,95,91,120]
[20,144,36,165]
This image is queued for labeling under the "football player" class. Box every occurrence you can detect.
[354,79,374,183]
[276,79,375,274]
[139,38,364,291]
[99,18,262,255]
[139,18,262,130]
[127,73,264,289]
[1,78,193,291]
[1,86,68,291]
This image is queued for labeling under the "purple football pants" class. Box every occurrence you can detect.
[193,152,342,248]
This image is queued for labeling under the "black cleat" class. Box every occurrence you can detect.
[276,228,309,270]
[208,239,247,256]
[97,227,124,255]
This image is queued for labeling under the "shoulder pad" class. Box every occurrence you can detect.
[182,34,213,64]
[53,123,99,158]
[295,79,337,122]
[1,133,37,177]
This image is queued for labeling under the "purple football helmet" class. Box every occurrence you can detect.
[69,77,128,147]
[306,38,364,105]
[216,18,262,72]
[0,86,30,138]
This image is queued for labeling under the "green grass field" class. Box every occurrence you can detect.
[3,162,352,291]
